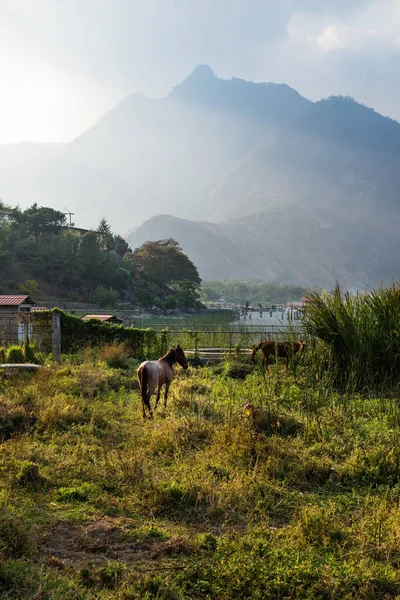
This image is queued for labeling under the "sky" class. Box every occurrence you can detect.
[1,0,400,145]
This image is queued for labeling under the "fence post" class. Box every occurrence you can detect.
[23,319,29,346]
[52,312,61,363]
[229,331,232,356]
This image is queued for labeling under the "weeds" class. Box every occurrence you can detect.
[2,353,400,598]
[98,343,132,369]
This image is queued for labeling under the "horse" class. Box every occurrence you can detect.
[251,340,305,372]
[137,345,188,418]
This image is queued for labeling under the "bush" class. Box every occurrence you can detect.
[23,343,38,364]
[98,343,131,368]
[0,509,35,558]
[6,345,24,363]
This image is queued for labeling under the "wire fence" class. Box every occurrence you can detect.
[161,326,305,354]
[0,313,52,352]
[0,312,305,360]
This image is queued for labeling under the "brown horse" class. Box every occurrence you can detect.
[137,345,188,418]
[251,340,305,372]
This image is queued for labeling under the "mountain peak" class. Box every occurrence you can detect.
[188,64,216,79]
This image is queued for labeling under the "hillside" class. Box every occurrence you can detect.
[2,65,400,286]
[127,206,400,288]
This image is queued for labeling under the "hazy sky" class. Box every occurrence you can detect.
[1,0,400,145]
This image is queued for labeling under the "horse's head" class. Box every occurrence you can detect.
[175,344,189,370]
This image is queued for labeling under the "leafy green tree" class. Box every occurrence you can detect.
[17,203,66,235]
[125,239,201,308]
[18,280,39,296]
[91,286,119,308]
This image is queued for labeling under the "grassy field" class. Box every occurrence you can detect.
[1,344,400,599]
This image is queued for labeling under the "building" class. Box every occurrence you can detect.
[0,295,35,344]
[0,295,35,315]
[82,314,123,325]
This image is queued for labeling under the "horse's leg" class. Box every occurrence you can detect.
[263,352,269,372]
[164,380,171,407]
[155,384,162,409]
[138,368,147,419]
[145,379,157,418]
[146,394,153,419]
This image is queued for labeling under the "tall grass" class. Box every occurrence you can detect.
[302,283,400,390]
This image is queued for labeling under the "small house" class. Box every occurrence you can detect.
[0,295,35,315]
[82,314,123,325]
[0,295,35,344]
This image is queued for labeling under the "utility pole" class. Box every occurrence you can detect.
[63,207,74,227]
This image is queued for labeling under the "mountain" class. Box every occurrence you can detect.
[2,65,400,287]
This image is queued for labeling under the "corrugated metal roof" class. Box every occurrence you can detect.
[0,295,33,306]
[82,315,122,322]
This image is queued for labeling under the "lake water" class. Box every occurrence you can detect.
[233,309,302,327]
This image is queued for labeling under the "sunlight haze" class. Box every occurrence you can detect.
[1,0,400,144]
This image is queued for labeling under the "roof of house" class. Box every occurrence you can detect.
[82,314,123,323]
[0,295,34,306]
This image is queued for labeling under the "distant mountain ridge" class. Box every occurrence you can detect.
[2,65,400,286]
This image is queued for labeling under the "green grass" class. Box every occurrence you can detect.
[2,349,400,598]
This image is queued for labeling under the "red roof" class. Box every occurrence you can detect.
[0,295,34,306]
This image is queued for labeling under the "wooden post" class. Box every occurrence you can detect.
[23,320,29,346]
[52,312,61,363]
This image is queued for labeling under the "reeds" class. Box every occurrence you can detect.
[302,283,400,390]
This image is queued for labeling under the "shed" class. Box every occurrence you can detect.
[82,314,123,325]
[0,295,35,344]
[0,295,35,314]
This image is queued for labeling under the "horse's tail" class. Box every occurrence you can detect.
[138,364,148,402]
[251,342,263,364]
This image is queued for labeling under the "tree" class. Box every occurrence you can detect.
[20,203,67,235]
[125,238,202,308]
[18,279,39,296]
[91,286,119,308]
[97,218,112,235]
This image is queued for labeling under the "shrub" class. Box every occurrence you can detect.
[23,343,38,364]
[0,509,34,558]
[98,343,131,368]
[5,345,24,363]
[0,347,5,363]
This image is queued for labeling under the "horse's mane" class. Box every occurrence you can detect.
[160,348,177,366]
